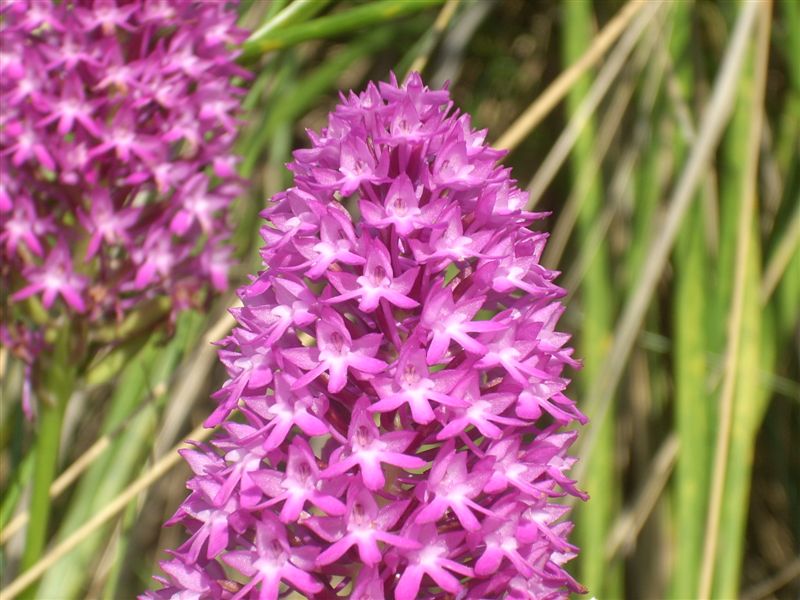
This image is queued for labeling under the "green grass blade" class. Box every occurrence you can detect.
[700,3,771,596]
[712,227,772,598]
[0,451,32,530]
[99,478,142,599]
[247,0,333,44]
[668,3,712,596]
[20,326,76,596]
[36,314,201,599]
[562,1,619,597]
[241,0,443,57]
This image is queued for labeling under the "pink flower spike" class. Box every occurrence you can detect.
[145,72,586,599]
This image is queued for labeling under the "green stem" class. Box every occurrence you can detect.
[20,327,77,581]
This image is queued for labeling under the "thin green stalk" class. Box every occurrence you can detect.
[239,52,297,178]
[562,1,619,597]
[19,326,77,593]
[0,451,33,530]
[247,0,333,44]
[669,3,712,597]
[264,0,290,20]
[399,0,461,78]
[699,3,771,597]
[36,313,201,599]
[712,227,772,598]
[778,0,800,89]
[99,476,142,599]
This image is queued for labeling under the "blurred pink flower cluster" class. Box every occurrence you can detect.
[0,0,248,383]
[147,73,587,599]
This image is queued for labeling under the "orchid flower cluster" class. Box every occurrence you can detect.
[147,73,587,599]
[0,0,247,388]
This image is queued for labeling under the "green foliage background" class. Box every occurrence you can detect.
[1,1,798,598]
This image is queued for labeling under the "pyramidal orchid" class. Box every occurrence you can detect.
[146,73,587,599]
[0,0,248,404]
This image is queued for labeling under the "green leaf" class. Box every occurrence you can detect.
[242,0,443,57]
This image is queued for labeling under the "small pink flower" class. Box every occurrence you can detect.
[12,243,88,312]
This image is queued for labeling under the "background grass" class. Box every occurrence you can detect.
[1,1,798,598]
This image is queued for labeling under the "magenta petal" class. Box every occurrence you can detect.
[376,531,421,550]
[384,452,426,470]
[42,287,57,309]
[10,282,41,303]
[359,458,386,490]
[321,456,356,479]
[450,502,481,530]
[281,347,318,371]
[316,536,353,566]
[382,288,419,309]
[291,363,326,390]
[356,537,383,566]
[350,354,388,374]
[279,493,306,522]
[395,566,424,600]
[427,331,450,364]
[281,563,323,595]
[311,494,346,516]
[222,551,256,577]
[324,361,347,393]
[60,286,86,312]
[428,563,463,594]
[415,498,446,524]
[207,519,229,558]
[476,546,504,576]
[294,412,328,436]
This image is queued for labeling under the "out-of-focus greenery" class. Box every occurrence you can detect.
[1,1,797,598]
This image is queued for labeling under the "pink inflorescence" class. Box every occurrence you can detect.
[147,73,588,600]
[0,1,247,375]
